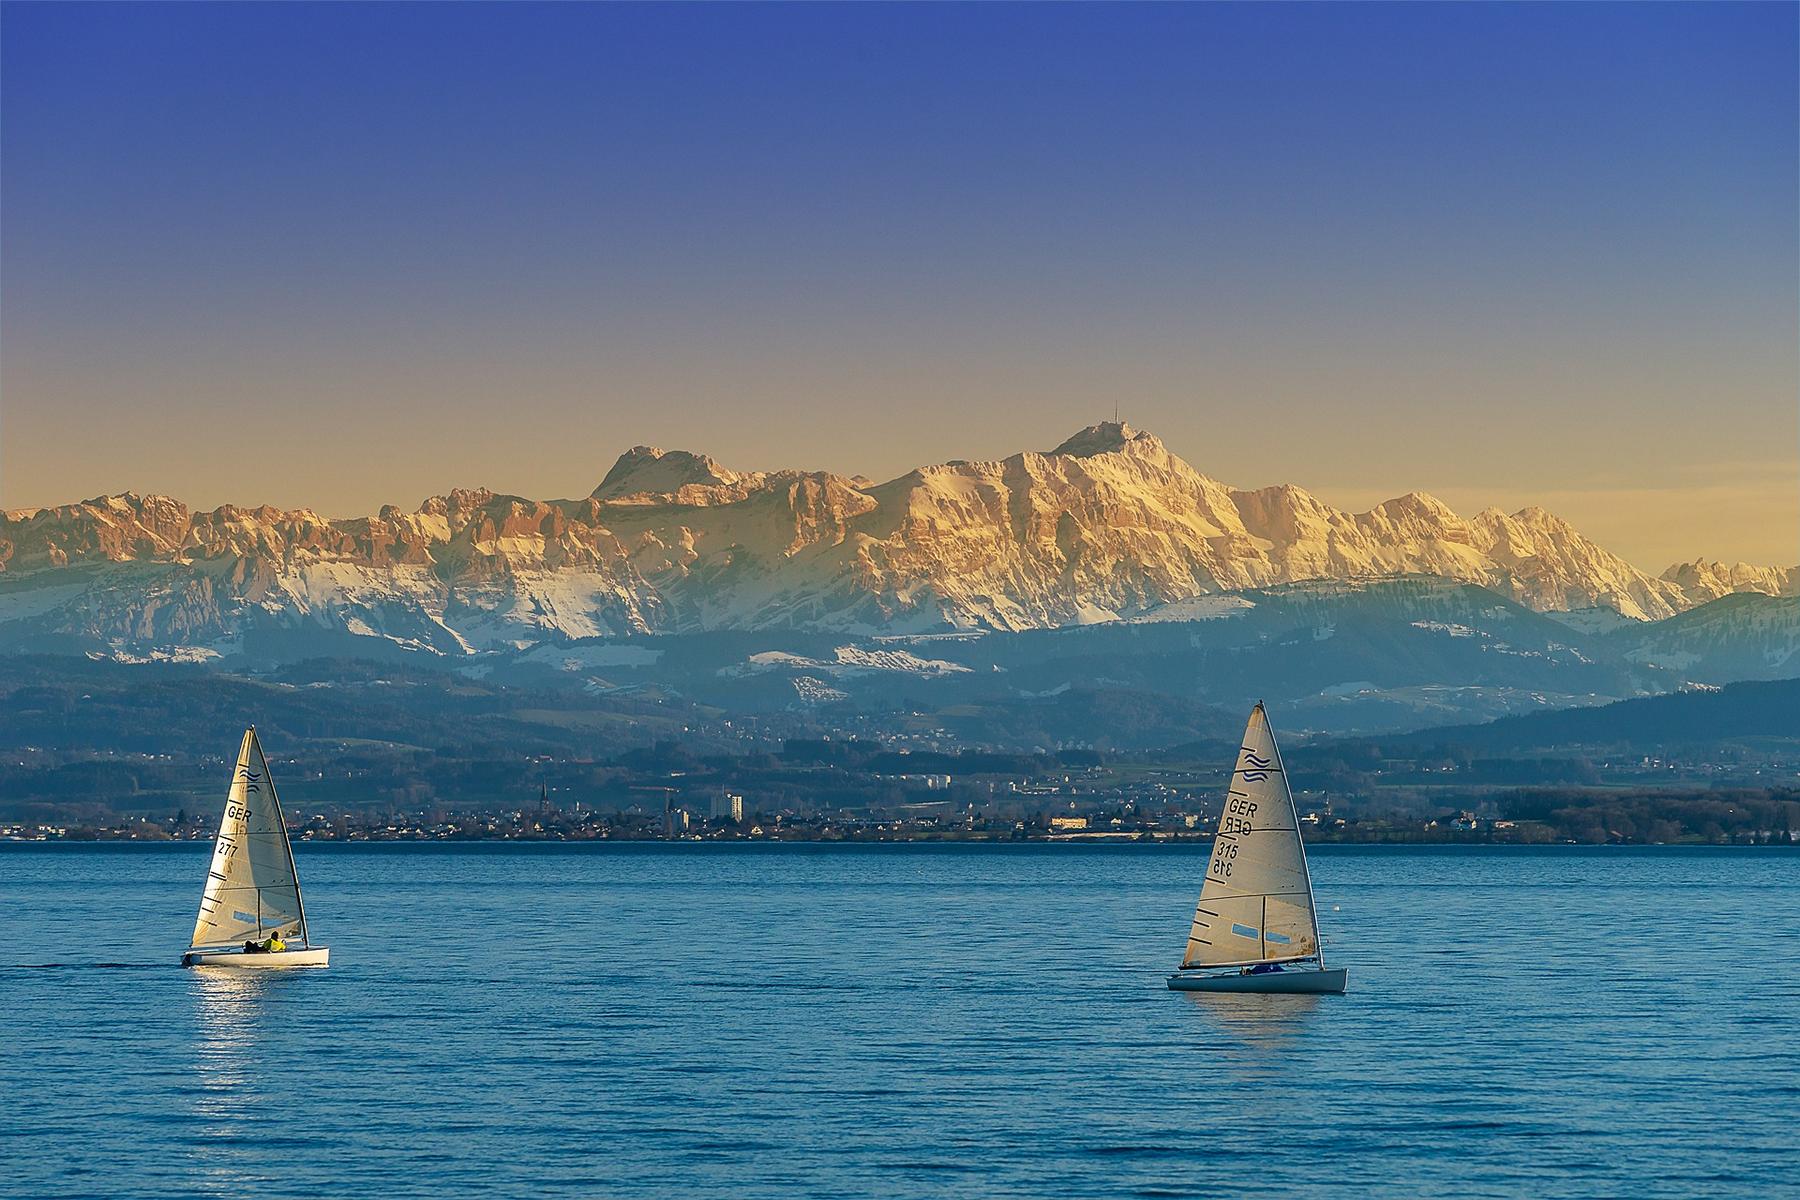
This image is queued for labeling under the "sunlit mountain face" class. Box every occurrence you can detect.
[1,424,1794,666]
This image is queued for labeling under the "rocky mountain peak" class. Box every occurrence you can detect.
[1511,504,1570,528]
[1046,421,1162,459]
[593,446,743,500]
[1374,491,1459,521]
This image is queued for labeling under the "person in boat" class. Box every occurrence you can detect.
[1246,962,1285,975]
[267,932,287,953]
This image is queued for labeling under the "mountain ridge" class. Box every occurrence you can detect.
[2,424,1793,660]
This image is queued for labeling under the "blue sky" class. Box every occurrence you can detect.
[3,2,1794,566]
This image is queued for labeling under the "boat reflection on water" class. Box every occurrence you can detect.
[191,969,281,1108]
[188,968,313,1193]
[1179,991,1323,1079]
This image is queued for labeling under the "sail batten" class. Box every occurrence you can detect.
[189,728,310,950]
[1181,704,1323,970]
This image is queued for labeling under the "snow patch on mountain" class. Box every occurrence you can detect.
[1125,595,1256,624]
[831,646,972,675]
[726,646,971,679]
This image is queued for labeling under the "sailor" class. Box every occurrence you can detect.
[267,932,288,953]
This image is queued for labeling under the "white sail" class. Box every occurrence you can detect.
[1182,704,1321,969]
[190,728,310,949]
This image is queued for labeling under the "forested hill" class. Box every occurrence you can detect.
[1387,678,1800,753]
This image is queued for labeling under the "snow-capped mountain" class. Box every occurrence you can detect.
[1657,559,1799,606]
[1,423,1791,661]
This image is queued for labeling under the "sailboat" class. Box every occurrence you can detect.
[1168,703,1346,994]
[181,727,329,968]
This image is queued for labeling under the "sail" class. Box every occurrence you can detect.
[190,728,309,949]
[1181,704,1321,969]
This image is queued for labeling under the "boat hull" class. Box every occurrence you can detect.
[182,947,330,969]
[1168,967,1347,994]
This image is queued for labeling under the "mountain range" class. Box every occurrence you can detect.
[3,423,1793,667]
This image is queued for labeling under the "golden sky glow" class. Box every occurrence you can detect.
[3,4,1794,571]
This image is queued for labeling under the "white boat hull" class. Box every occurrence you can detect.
[182,947,330,969]
[1168,967,1347,994]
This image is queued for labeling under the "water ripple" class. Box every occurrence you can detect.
[1,843,1795,1199]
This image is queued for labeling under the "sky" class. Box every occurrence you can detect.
[2,2,1795,570]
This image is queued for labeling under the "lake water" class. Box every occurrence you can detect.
[1,843,1795,1199]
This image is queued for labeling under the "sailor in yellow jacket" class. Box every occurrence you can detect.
[267,933,288,953]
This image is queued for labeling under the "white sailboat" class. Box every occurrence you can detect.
[181,727,329,969]
[1168,703,1346,994]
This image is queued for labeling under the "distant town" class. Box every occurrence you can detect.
[7,742,1795,847]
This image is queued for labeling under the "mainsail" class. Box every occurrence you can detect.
[1181,703,1322,970]
[190,728,310,949]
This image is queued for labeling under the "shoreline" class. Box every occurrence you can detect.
[4,835,1793,849]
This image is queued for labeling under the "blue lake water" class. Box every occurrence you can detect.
[1,843,1796,1199]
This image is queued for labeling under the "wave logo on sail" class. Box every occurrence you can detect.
[1238,749,1274,781]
